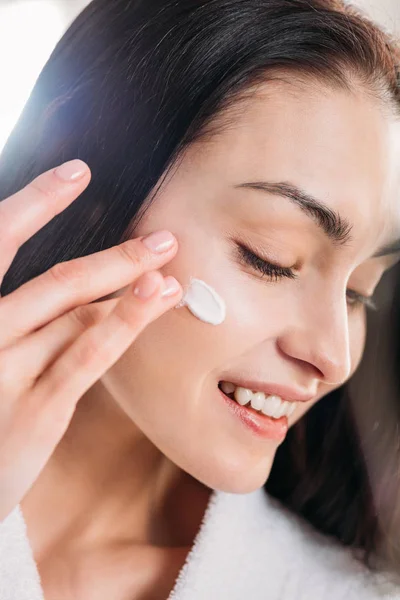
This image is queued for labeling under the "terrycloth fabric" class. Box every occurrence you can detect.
[0,505,44,600]
[1,486,400,599]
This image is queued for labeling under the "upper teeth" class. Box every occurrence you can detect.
[220,381,297,419]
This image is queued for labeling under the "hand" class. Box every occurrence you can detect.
[0,159,182,522]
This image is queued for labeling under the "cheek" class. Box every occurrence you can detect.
[98,234,288,492]
[123,242,272,386]
[154,234,292,366]
[101,227,288,426]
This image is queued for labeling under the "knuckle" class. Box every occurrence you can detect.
[29,178,58,203]
[0,352,17,391]
[70,304,104,330]
[71,330,113,369]
[48,260,87,289]
[116,241,145,270]
[0,218,20,252]
[68,309,133,372]
[110,306,135,332]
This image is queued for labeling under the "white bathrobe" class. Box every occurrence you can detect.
[1,485,399,599]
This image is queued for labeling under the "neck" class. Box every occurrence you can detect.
[20,381,211,557]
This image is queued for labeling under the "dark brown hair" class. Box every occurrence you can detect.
[1,0,400,575]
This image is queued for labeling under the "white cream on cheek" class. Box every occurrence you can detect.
[175,277,226,325]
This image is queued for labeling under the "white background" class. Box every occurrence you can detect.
[0,0,399,152]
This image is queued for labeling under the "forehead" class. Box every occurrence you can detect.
[198,78,400,253]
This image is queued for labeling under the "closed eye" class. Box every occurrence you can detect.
[235,242,378,312]
[346,289,378,311]
[235,242,297,282]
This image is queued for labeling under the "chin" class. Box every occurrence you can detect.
[178,446,277,495]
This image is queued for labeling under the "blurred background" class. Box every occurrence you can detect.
[0,0,399,153]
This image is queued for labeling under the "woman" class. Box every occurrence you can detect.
[1,0,400,597]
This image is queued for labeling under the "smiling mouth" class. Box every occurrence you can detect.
[217,381,297,420]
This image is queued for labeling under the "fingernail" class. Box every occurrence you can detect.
[55,159,88,182]
[133,272,160,299]
[142,230,176,253]
[161,276,181,298]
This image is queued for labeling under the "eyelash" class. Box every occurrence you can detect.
[236,243,378,312]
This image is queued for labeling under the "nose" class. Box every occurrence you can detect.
[277,292,352,386]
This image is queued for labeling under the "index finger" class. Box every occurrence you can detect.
[0,160,91,278]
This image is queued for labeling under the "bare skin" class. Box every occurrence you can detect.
[2,76,400,599]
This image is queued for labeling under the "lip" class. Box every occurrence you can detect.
[217,388,288,442]
[219,377,315,404]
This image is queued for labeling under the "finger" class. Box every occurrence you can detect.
[32,271,181,427]
[0,231,178,350]
[0,160,91,279]
[0,298,119,394]
[0,275,179,520]
[0,268,177,392]
[7,273,178,390]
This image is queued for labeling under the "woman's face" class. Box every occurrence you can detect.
[101,78,400,493]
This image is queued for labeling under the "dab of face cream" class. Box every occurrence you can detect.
[176,277,226,325]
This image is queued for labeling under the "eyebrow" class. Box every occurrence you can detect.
[234,180,400,258]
